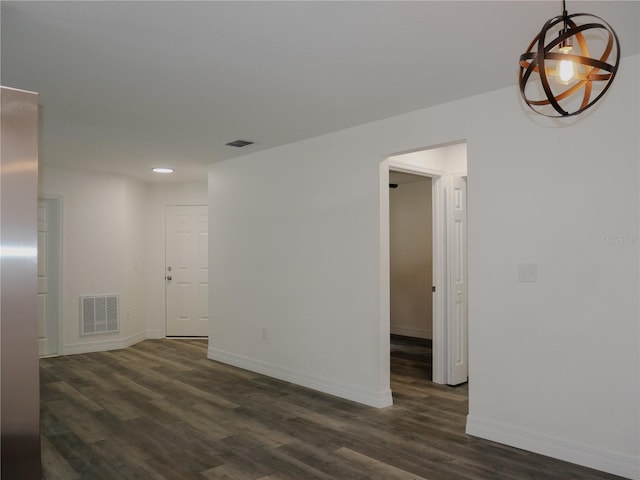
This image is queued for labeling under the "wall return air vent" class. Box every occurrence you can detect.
[80,295,120,335]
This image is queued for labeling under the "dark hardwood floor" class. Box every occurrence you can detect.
[40,337,623,480]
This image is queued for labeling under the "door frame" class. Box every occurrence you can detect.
[38,195,63,356]
[385,160,448,383]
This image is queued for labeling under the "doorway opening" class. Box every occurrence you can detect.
[389,171,433,358]
[385,142,468,387]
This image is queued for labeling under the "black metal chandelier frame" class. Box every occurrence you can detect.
[519,1,620,117]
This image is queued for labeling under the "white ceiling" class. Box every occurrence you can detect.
[2,1,638,183]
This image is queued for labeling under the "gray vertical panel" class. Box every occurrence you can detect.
[1,87,41,479]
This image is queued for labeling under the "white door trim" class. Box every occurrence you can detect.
[387,159,448,384]
[38,195,63,357]
[446,175,468,385]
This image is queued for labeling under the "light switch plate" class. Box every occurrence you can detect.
[518,263,537,283]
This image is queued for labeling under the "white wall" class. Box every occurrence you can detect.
[144,181,207,337]
[389,177,432,339]
[465,81,639,477]
[208,55,639,479]
[39,169,208,349]
[208,143,390,407]
[39,166,148,353]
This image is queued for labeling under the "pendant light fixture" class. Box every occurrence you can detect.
[519,0,620,117]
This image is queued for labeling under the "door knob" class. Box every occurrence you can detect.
[166,275,172,281]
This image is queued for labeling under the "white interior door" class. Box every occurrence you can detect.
[446,176,468,385]
[37,199,59,356]
[166,205,209,336]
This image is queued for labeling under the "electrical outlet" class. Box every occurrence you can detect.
[518,263,537,283]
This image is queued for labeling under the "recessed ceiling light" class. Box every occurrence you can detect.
[152,167,174,174]
[225,139,254,148]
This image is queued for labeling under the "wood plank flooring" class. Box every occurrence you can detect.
[40,337,624,480]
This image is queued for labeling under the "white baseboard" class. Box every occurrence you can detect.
[466,415,640,480]
[390,325,432,339]
[146,329,163,339]
[63,331,147,355]
[207,347,393,409]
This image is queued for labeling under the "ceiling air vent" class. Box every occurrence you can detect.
[225,139,254,148]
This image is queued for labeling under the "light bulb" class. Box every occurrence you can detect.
[557,45,575,84]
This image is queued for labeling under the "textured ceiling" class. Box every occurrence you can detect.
[2,1,638,182]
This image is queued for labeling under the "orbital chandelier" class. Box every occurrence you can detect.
[519,0,620,117]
